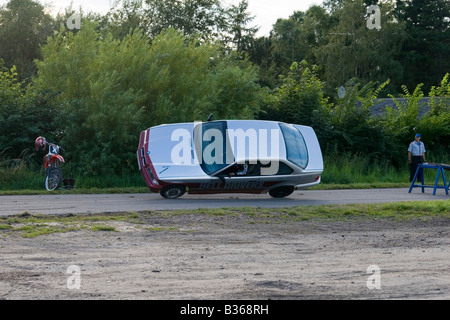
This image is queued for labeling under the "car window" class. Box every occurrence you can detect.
[219,161,294,177]
[194,121,232,175]
[220,162,260,176]
[279,123,309,169]
[260,161,294,176]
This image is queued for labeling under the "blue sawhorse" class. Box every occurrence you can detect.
[408,163,449,196]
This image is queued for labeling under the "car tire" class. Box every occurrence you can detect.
[269,186,295,198]
[160,185,186,199]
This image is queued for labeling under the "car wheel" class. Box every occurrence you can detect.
[269,186,295,198]
[160,185,186,199]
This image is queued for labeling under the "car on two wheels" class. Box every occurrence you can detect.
[137,120,323,199]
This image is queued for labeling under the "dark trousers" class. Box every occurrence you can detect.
[410,156,424,182]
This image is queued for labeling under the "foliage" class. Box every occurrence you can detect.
[225,0,259,52]
[0,66,56,164]
[328,79,393,159]
[416,74,450,154]
[381,74,450,166]
[142,29,262,124]
[269,6,333,79]
[322,150,408,184]
[259,60,332,144]
[429,73,450,115]
[394,0,450,92]
[0,0,55,80]
[315,0,406,96]
[383,83,425,140]
[35,24,263,176]
[106,0,226,41]
[35,24,148,176]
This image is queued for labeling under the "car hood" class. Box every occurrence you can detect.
[148,123,208,179]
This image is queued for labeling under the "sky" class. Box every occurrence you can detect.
[0,0,325,37]
[225,0,325,36]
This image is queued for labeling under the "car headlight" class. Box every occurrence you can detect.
[147,168,160,185]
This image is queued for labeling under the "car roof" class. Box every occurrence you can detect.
[147,120,291,178]
[223,120,287,163]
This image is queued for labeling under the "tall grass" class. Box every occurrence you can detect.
[71,172,145,189]
[1,150,448,192]
[0,167,146,191]
[322,152,409,184]
[0,149,43,190]
[322,151,449,187]
[0,149,145,191]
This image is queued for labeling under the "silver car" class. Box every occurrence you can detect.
[137,120,323,199]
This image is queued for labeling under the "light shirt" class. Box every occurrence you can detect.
[236,164,249,176]
[408,141,426,156]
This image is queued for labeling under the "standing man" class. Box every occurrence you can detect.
[408,133,426,182]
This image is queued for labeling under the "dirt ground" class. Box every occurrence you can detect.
[0,211,449,301]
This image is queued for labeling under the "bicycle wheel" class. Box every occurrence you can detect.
[45,167,63,191]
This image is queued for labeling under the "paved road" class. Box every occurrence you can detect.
[0,188,448,216]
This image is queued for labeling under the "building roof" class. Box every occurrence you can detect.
[370,98,431,117]
[370,97,449,117]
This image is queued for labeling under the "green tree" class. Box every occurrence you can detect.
[0,66,25,158]
[429,73,450,115]
[395,0,450,92]
[246,36,279,88]
[381,74,450,165]
[259,60,332,144]
[35,24,263,175]
[35,24,147,175]
[315,0,405,95]
[106,0,226,40]
[323,0,380,13]
[139,29,262,124]
[0,66,55,162]
[330,79,392,159]
[414,74,450,157]
[0,0,55,80]
[249,6,333,88]
[270,11,307,76]
[271,6,333,70]
[225,0,259,52]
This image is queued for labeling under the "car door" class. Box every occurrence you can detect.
[258,160,297,190]
[198,162,262,193]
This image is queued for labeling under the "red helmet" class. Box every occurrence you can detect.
[35,136,47,151]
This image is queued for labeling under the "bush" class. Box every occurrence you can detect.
[327,79,392,160]
[35,24,264,176]
[381,74,450,166]
[0,66,56,166]
[259,60,332,145]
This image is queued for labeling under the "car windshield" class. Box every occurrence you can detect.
[279,123,309,169]
[194,121,233,175]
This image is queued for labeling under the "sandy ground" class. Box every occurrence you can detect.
[0,211,449,301]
